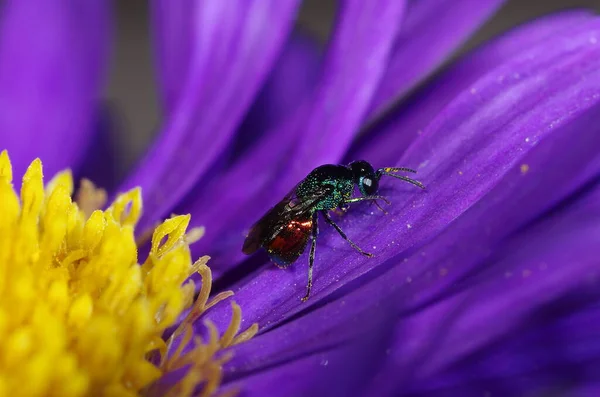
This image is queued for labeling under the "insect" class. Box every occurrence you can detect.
[242,160,425,302]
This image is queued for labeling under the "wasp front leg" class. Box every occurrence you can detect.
[322,210,373,257]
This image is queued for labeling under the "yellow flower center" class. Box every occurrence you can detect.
[0,151,257,397]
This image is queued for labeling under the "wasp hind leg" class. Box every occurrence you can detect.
[322,210,373,257]
[301,212,319,302]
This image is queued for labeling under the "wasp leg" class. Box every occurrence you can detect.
[332,204,349,216]
[301,212,319,302]
[373,200,388,214]
[322,210,373,257]
[344,195,391,205]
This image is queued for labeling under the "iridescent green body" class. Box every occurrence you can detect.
[242,160,425,301]
[295,164,355,211]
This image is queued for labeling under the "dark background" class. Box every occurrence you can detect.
[108,0,600,174]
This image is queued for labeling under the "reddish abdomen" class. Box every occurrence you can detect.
[266,216,312,267]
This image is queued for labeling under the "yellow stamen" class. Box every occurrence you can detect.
[0,151,257,396]
[74,178,107,218]
[185,226,206,245]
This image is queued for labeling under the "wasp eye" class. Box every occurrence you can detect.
[360,176,378,196]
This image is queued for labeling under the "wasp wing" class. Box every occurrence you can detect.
[242,186,328,257]
[242,194,295,255]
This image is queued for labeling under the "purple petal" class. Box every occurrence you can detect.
[352,10,594,164]
[223,170,600,397]
[369,184,600,396]
[225,306,398,397]
[183,0,406,272]
[76,104,119,191]
[399,292,600,396]
[122,0,301,230]
[223,108,600,373]
[287,1,406,171]
[366,0,506,120]
[150,0,194,114]
[203,14,600,331]
[231,31,323,160]
[0,0,111,178]
[152,5,321,124]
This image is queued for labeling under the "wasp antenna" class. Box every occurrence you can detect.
[380,172,426,189]
[380,167,417,174]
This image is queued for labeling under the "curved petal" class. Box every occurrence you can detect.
[366,183,600,396]
[386,308,600,397]
[203,15,600,332]
[183,0,406,273]
[122,0,301,230]
[76,104,119,191]
[351,10,594,164]
[224,304,398,397]
[287,1,406,172]
[0,0,111,178]
[366,0,506,120]
[231,31,323,159]
[150,0,194,114]
[222,166,600,397]
[173,31,322,192]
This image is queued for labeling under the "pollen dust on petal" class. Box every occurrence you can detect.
[0,151,257,397]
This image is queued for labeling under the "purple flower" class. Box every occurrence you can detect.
[2,0,600,396]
